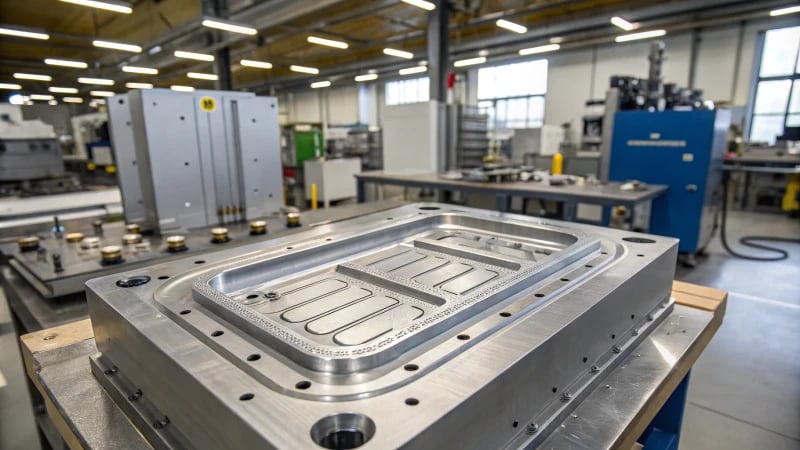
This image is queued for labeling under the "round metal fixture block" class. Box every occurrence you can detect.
[249,220,267,235]
[81,237,101,249]
[165,235,188,253]
[125,223,141,235]
[17,236,40,252]
[286,211,301,227]
[122,233,143,245]
[210,227,230,244]
[84,203,678,449]
[65,232,85,243]
[100,245,124,265]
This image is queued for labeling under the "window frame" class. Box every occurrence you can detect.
[384,77,430,106]
[476,59,549,131]
[746,26,800,144]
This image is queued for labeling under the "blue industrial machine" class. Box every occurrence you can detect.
[608,109,730,260]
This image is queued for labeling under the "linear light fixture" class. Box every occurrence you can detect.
[496,19,527,34]
[307,36,349,49]
[122,66,158,75]
[174,50,215,62]
[48,100,58,105]
[355,73,378,82]
[453,56,486,67]
[310,81,331,89]
[240,59,272,69]
[400,0,435,11]
[519,43,560,56]
[93,39,142,53]
[92,40,142,53]
[383,48,414,59]
[615,29,666,42]
[44,58,88,68]
[770,5,800,16]
[30,94,55,101]
[0,26,49,40]
[14,73,52,81]
[62,97,84,103]
[48,86,79,94]
[201,18,257,35]
[90,90,115,97]
[170,85,195,92]
[399,65,427,76]
[125,82,153,89]
[610,16,635,31]
[78,77,114,85]
[290,65,319,75]
[187,72,219,81]
[58,0,132,14]
[0,83,22,90]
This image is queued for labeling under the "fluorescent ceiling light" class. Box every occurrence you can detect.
[400,0,435,11]
[519,43,560,55]
[62,97,84,103]
[125,82,153,89]
[383,48,414,59]
[30,94,55,101]
[93,39,142,53]
[187,72,218,81]
[453,56,486,67]
[48,100,58,106]
[496,19,527,34]
[0,83,22,90]
[0,26,49,40]
[240,59,272,69]
[610,16,635,31]
[94,99,106,104]
[78,77,114,85]
[90,90,115,97]
[44,58,88,68]
[399,65,427,75]
[310,81,331,89]
[174,50,215,62]
[14,73,52,81]
[355,73,378,82]
[550,36,564,44]
[290,65,319,75]
[170,85,195,92]
[615,29,666,42]
[770,5,800,16]
[48,86,79,94]
[201,18,257,35]
[307,36,349,49]
[58,0,132,14]
[122,66,158,75]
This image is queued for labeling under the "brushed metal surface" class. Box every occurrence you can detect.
[85,203,678,449]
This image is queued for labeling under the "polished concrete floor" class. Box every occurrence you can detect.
[0,210,797,449]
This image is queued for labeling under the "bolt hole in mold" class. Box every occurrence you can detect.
[310,413,376,449]
[173,212,606,374]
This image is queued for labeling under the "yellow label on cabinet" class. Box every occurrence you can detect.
[199,96,216,112]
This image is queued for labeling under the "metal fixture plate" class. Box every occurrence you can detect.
[85,203,678,449]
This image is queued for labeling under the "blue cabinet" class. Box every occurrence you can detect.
[609,110,730,254]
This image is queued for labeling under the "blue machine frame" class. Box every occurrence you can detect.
[608,110,730,254]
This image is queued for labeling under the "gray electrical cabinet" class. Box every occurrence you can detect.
[108,89,283,233]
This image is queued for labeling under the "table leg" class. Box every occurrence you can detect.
[356,180,366,203]
[495,194,511,212]
[742,171,751,209]
[638,372,690,450]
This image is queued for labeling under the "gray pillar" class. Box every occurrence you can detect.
[427,0,449,172]
[203,0,233,91]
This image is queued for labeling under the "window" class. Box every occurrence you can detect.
[477,59,548,129]
[385,77,429,105]
[749,26,800,144]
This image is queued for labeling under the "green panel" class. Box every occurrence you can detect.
[294,131,322,165]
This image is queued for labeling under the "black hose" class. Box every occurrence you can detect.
[719,172,800,261]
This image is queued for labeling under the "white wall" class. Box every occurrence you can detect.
[277,16,798,132]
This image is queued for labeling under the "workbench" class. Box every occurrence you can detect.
[723,152,800,210]
[19,281,726,450]
[355,171,668,230]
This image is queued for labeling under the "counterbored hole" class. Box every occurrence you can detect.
[296,380,311,390]
[179,309,191,315]
[239,393,254,401]
[405,398,419,406]
[246,294,259,299]
[499,312,511,317]
[211,330,224,337]
[157,275,169,280]
[310,413,376,450]
[194,260,206,264]
[246,354,261,361]
[637,254,645,257]
[457,334,470,341]
[404,364,419,371]
[535,293,545,298]
[560,278,570,282]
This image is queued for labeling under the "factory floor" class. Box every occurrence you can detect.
[0,210,798,450]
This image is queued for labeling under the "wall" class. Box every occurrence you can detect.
[276,16,798,133]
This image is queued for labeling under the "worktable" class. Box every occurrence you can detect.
[723,152,800,209]
[19,281,726,450]
[355,171,668,230]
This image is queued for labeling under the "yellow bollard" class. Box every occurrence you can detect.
[311,183,318,210]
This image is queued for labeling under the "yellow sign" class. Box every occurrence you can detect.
[86,162,96,171]
[199,96,216,112]
[105,165,117,174]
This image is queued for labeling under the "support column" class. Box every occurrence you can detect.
[203,0,232,91]
[427,0,449,172]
